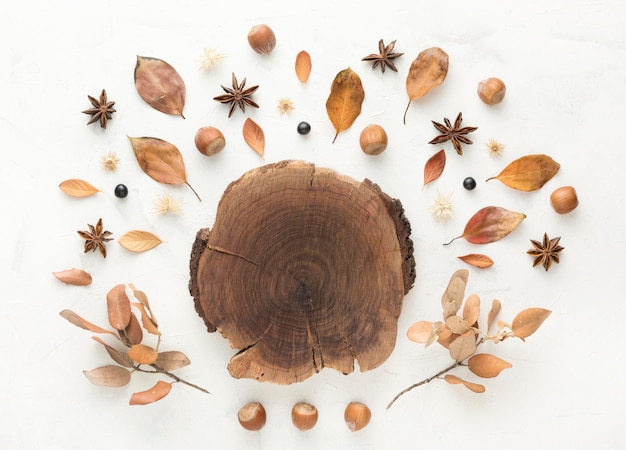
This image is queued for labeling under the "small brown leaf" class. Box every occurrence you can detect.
[119,312,143,346]
[486,154,560,192]
[83,365,131,387]
[487,299,501,332]
[59,179,100,197]
[118,230,163,253]
[423,149,446,188]
[132,303,160,335]
[468,353,512,378]
[128,136,200,201]
[134,55,186,117]
[445,206,526,245]
[444,374,485,393]
[128,344,158,365]
[445,315,471,335]
[106,284,131,331]
[52,268,92,286]
[59,310,117,337]
[462,294,481,327]
[436,324,457,349]
[325,68,365,143]
[441,269,468,319]
[404,47,449,124]
[448,330,477,362]
[129,284,159,330]
[91,336,134,368]
[295,50,312,84]
[129,380,172,406]
[155,351,191,371]
[242,118,265,157]
[457,254,494,269]
[512,308,551,339]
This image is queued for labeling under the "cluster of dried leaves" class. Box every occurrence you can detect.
[60,283,208,405]
[387,270,550,408]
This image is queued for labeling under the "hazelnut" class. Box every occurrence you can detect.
[238,402,266,431]
[550,186,578,214]
[195,126,225,156]
[477,77,506,105]
[359,124,388,155]
[247,24,276,55]
[291,402,318,431]
[344,401,371,432]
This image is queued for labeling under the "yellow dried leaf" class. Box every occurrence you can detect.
[128,344,158,365]
[448,330,477,362]
[59,310,117,337]
[242,118,265,157]
[155,351,191,371]
[445,315,471,335]
[83,365,131,387]
[404,47,449,123]
[134,55,186,117]
[457,254,494,269]
[487,299,502,332]
[468,353,512,378]
[129,380,172,405]
[118,230,163,253]
[295,50,312,84]
[106,284,131,331]
[486,154,560,192]
[91,336,134,368]
[462,294,481,327]
[325,68,364,143]
[512,308,551,339]
[444,374,485,393]
[58,179,100,197]
[52,268,92,286]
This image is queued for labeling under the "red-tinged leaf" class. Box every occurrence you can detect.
[155,351,191,371]
[457,254,494,269]
[58,179,100,197]
[83,365,131,387]
[444,206,526,245]
[423,149,446,187]
[462,294,481,327]
[119,312,143,347]
[486,154,560,192]
[128,136,200,201]
[129,380,172,405]
[59,310,118,337]
[128,344,158,365]
[242,118,265,157]
[468,353,512,378]
[444,374,485,393]
[441,269,468,319]
[52,268,92,286]
[512,308,551,339]
[106,284,131,331]
[325,68,364,143]
[487,299,501,332]
[134,55,186,117]
[448,330,477,362]
[445,315,471,335]
[295,50,312,84]
[91,336,134,368]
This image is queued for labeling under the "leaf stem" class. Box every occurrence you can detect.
[387,361,459,409]
[186,182,202,202]
[133,364,210,394]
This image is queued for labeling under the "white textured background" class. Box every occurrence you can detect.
[2,0,625,448]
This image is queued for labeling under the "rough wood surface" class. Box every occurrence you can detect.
[189,160,415,384]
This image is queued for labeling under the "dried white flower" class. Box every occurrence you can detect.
[198,48,225,71]
[428,190,454,222]
[101,152,120,171]
[153,192,183,215]
[277,98,295,115]
[486,138,505,157]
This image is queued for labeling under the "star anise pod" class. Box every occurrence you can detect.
[213,73,259,118]
[527,233,564,271]
[81,89,116,129]
[77,218,113,258]
[361,39,404,73]
[429,112,478,155]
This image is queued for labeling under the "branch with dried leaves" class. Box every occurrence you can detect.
[61,283,209,405]
[387,270,550,409]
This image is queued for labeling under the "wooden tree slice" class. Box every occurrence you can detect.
[189,160,415,384]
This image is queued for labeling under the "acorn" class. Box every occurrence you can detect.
[194,126,225,156]
[247,24,276,55]
[344,401,371,432]
[550,186,578,214]
[359,124,388,155]
[477,77,506,105]
[291,402,318,431]
[238,402,266,431]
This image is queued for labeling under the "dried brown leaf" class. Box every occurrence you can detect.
[52,268,92,286]
[242,118,265,157]
[155,351,191,371]
[445,206,526,245]
[436,324,456,349]
[128,136,200,201]
[59,310,118,337]
[457,254,494,269]
[441,269,468,319]
[448,330,477,362]
[128,344,158,365]
[423,149,446,188]
[134,55,186,117]
[404,47,449,124]
[325,68,364,143]
[118,230,163,253]
[59,179,100,197]
[83,365,131,387]
[129,380,172,405]
[512,308,551,339]
[91,336,134,368]
[132,303,160,335]
[487,299,501,332]
[486,154,560,192]
[106,284,131,331]
[295,50,312,84]
[462,294,481,327]
[444,374,485,393]
[445,315,471,335]
[468,353,512,378]
[129,284,158,329]
[119,312,143,346]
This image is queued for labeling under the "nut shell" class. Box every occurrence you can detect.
[477,77,506,105]
[247,24,276,55]
[550,186,578,214]
[238,402,266,431]
[195,126,225,156]
[344,401,371,432]
[291,402,318,431]
[359,124,388,155]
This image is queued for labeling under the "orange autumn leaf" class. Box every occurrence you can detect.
[134,55,186,117]
[60,310,118,337]
[325,68,364,143]
[52,268,92,286]
[512,308,552,339]
[128,344,158,365]
[444,206,526,245]
[118,230,163,253]
[132,302,160,335]
[129,284,159,331]
[487,154,560,192]
[487,299,502,332]
[444,374,485,393]
[91,336,134,368]
[129,380,172,405]
[242,118,265,157]
[457,254,494,269]
[423,149,446,187]
[58,179,100,197]
[106,284,131,331]
[128,136,200,201]
[295,50,312,84]
[83,365,131,387]
[404,47,449,124]
[468,353,512,378]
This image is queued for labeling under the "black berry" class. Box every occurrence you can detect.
[297,121,311,135]
[114,184,128,198]
[463,177,477,190]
